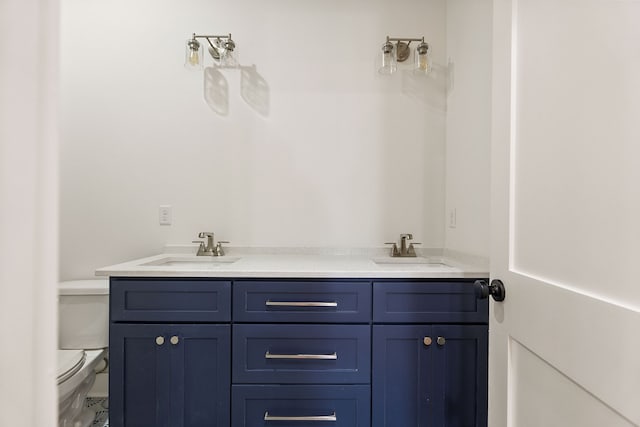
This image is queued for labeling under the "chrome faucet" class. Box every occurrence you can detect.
[385,233,421,257]
[193,232,229,256]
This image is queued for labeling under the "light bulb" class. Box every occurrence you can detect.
[184,37,203,70]
[189,49,200,66]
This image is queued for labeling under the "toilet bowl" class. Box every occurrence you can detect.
[58,279,109,427]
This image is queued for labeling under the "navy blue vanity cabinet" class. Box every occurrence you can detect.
[231,280,372,427]
[372,281,488,427]
[109,278,231,427]
[109,276,489,427]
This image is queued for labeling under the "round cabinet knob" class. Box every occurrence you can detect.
[155,336,165,346]
[423,337,433,346]
[170,335,180,345]
[437,336,446,346]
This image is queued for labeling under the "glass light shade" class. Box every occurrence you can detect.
[378,42,397,75]
[218,38,238,68]
[219,48,239,68]
[184,38,203,70]
[414,42,430,74]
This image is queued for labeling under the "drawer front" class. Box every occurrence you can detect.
[373,281,488,323]
[233,281,371,323]
[232,385,370,427]
[233,324,370,384]
[110,278,231,322]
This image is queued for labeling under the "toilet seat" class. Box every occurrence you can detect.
[57,349,86,385]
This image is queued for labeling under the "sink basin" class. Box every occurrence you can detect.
[141,256,240,268]
[372,257,450,266]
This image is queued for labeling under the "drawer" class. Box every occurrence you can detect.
[110,278,231,322]
[232,385,370,427]
[233,280,371,323]
[233,324,370,384]
[373,281,488,323]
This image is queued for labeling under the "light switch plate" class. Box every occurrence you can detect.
[448,208,457,228]
[159,205,172,225]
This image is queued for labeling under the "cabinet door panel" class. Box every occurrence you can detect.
[170,325,231,427]
[110,324,231,427]
[432,325,488,427]
[110,324,171,427]
[372,325,433,427]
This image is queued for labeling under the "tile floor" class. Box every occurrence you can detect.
[86,397,109,427]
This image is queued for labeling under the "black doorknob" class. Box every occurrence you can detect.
[474,279,506,302]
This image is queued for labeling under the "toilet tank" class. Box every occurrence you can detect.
[58,279,109,350]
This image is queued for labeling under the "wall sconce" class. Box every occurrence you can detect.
[378,36,430,75]
[185,33,238,70]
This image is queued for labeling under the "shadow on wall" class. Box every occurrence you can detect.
[240,65,270,117]
[203,65,270,117]
[401,61,451,113]
[204,67,229,115]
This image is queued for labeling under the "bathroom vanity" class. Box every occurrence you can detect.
[99,252,489,427]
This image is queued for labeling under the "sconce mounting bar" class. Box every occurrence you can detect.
[192,34,231,40]
[387,37,424,43]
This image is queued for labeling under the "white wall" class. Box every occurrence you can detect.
[0,0,58,424]
[444,0,492,258]
[60,0,448,279]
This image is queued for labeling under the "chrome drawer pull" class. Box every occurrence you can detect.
[265,300,338,308]
[264,411,337,422]
[265,351,338,360]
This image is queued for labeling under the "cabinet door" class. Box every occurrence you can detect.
[110,324,172,427]
[110,324,230,427]
[372,325,434,427]
[168,324,231,427]
[432,325,487,427]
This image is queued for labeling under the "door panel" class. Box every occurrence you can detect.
[432,325,487,427]
[170,325,231,427]
[372,325,432,427]
[510,341,636,427]
[110,324,171,427]
[491,0,640,426]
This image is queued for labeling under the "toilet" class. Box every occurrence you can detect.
[58,279,109,427]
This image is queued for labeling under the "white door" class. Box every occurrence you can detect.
[490,0,640,426]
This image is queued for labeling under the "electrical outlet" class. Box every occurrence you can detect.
[448,208,457,228]
[159,205,172,225]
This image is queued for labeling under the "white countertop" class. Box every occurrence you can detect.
[95,247,489,279]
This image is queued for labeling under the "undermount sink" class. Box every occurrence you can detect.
[141,256,240,268]
[372,256,450,266]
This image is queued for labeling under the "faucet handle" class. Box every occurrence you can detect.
[407,242,421,256]
[192,240,206,256]
[385,242,400,257]
[214,241,229,256]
